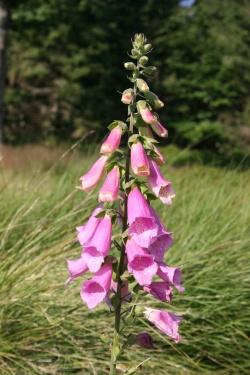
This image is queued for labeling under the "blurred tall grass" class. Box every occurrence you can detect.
[0,144,249,374]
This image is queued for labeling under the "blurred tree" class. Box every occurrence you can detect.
[0,0,9,145]
[4,0,179,143]
[157,0,250,127]
[3,0,250,147]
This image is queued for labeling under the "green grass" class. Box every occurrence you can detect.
[0,146,249,374]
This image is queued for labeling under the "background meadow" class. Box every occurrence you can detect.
[0,145,249,374]
[1,0,250,374]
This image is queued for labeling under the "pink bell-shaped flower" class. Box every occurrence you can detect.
[131,142,150,176]
[99,166,120,202]
[80,155,107,191]
[148,159,175,205]
[100,126,122,154]
[82,215,112,272]
[66,256,88,285]
[143,282,173,302]
[144,308,182,343]
[126,238,157,286]
[157,262,185,292]
[127,187,159,248]
[80,263,112,309]
[76,205,103,246]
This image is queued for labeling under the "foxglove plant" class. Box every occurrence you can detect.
[66,34,184,374]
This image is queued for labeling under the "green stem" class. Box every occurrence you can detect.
[109,77,138,375]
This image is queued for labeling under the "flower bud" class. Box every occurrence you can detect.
[139,56,148,65]
[144,43,152,52]
[121,88,134,104]
[101,126,122,154]
[80,155,108,191]
[144,66,157,75]
[99,166,120,202]
[131,142,150,176]
[124,62,136,70]
[135,332,154,349]
[136,100,147,112]
[131,49,140,59]
[136,78,149,93]
[145,91,164,109]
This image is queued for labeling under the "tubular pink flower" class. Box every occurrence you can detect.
[144,308,182,343]
[148,159,175,205]
[140,107,157,125]
[147,206,173,261]
[126,239,157,286]
[121,88,134,104]
[99,166,120,202]
[144,282,173,302]
[135,332,154,349]
[66,256,88,285]
[149,232,173,262]
[127,187,159,248]
[100,126,122,154]
[76,205,103,246]
[131,142,150,176]
[80,264,112,309]
[157,262,185,293]
[150,121,168,138]
[80,155,107,191]
[82,215,112,272]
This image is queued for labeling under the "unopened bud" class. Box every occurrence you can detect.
[121,88,134,105]
[124,62,136,70]
[145,91,164,109]
[136,78,149,93]
[139,56,148,65]
[136,100,147,112]
[144,44,152,52]
[131,49,140,59]
[144,66,157,75]
[136,332,154,349]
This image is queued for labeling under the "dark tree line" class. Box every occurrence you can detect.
[2,0,250,149]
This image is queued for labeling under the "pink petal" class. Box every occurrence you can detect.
[99,166,120,202]
[131,142,150,176]
[144,308,182,343]
[76,206,103,246]
[80,264,112,309]
[66,256,88,285]
[100,127,122,154]
[80,156,108,191]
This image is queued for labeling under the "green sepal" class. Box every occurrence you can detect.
[94,209,106,219]
[145,91,164,109]
[108,120,127,132]
[143,66,157,76]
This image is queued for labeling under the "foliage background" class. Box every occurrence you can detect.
[4,0,250,158]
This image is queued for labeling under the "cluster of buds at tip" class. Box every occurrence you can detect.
[66,34,184,357]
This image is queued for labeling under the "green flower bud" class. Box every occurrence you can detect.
[145,91,164,109]
[136,78,149,93]
[124,62,136,70]
[139,56,149,65]
[143,66,157,75]
[144,43,152,52]
[133,33,146,49]
[136,100,147,112]
[131,49,140,59]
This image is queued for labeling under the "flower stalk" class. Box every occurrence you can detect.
[66,34,184,375]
